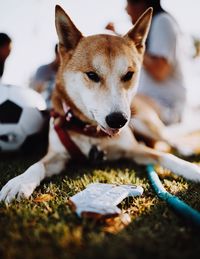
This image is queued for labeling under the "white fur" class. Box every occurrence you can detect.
[0,162,45,203]
[160,153,200,182]
[0,123,68,203]
[48,118,67,153]
[64,54,140,132]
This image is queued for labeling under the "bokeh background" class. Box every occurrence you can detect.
[0,0,200,105]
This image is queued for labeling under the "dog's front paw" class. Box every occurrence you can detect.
[0,175,38,203]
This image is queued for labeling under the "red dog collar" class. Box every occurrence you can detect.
[51,109,108,161]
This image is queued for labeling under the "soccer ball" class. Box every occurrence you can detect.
[0,84,48,151]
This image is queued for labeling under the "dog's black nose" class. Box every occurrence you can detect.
[105,112,128,129]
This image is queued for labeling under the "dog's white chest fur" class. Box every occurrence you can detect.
[68,126,137,160]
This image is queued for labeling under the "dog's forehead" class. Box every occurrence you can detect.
[73,34,140,72]
[82,34,129,53]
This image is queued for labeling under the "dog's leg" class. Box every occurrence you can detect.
[106,129,200,182]
[115,144,200,182]
[130,96,168,142]
[131,99,200,156]
[130,145,200,182]
[0,119,69,203]
[161,108,200,156]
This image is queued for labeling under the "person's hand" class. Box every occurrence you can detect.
[143,52,172,82]
[35,83,46,93]
[105,22,116,33]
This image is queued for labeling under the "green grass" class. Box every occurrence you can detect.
[0,150,200,259]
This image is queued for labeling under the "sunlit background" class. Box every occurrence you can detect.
[0,0,200,105]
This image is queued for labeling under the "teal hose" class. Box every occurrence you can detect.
[147,164,200,227]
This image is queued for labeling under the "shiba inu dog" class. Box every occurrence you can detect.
[1,5,200,203]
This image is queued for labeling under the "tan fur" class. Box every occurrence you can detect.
[53,34,142,122]
[52,5,150,124]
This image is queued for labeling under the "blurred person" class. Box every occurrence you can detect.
[30,44,60,109]
[106,0,186,125]
[0,33,12,80]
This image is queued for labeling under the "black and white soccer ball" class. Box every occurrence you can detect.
[0,84,48,151]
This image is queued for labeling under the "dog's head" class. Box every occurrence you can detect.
[55,5,152,136]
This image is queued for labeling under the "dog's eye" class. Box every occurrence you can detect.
[85,72,100,83]
[121,71,134,82]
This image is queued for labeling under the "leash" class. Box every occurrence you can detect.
[147,164,200,227]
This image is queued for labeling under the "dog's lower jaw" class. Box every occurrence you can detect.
[100,126,120,137]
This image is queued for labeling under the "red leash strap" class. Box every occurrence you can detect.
[54,123,86,161]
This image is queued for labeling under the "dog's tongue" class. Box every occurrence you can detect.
[107,128,120,136]
[100,126,119,137]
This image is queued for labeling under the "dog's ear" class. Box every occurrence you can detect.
[55,5,83,51]
[124,7,152,53]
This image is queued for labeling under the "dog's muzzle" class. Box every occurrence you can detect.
[105,112,128,129]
